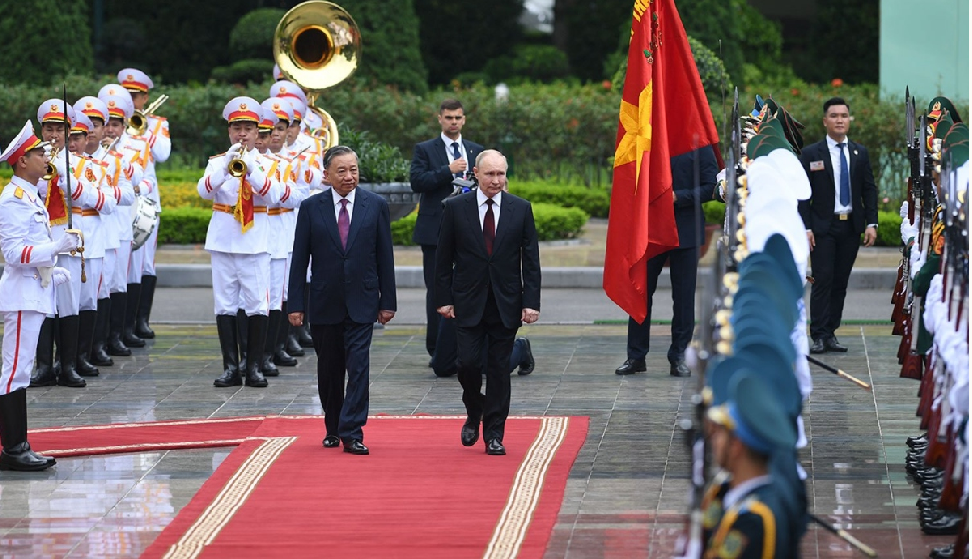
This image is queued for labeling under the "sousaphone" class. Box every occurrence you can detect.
[273,1,361,150]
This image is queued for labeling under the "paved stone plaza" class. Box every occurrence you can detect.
[0,317,956,557]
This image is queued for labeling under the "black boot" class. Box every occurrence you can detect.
[244,314,269,387]
[287,324,306,356]
[55,315,86,388]
[213,314,242,387]
[76,310,99,377]
[262,310,282,376]
[29,318,57,387]
[297,284,314,348]
[275,302,299,364]
[123,283,146,347]
[107,292,132,356]
[91,298,113,366]
[135,274,157,339]
[237,309,248,371]
[0,390,54,471]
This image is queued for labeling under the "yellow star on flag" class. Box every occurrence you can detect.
[613,80,653,184]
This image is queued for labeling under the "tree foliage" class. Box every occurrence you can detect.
[414,0,524,86]
[673,0,744,86]
[0,0,94,86]
[558,0,632,82]
[340,0,428,93]
[801,0,879,84]
[230,8,286,59]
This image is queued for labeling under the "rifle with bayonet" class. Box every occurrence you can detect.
[60,84,86,283]
[899,114,931,379]
[892,89,915,333]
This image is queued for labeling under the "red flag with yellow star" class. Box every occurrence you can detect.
[603,0,721,323]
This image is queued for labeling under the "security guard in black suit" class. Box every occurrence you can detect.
[410,99,483,358]
[615,147,718,377]
[798,96,878,354]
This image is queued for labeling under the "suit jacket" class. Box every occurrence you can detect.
[672,147,719,249]
[288,187,397,325]
[434,191,541,330]
[798,138,878,236]
[409,137,484,246]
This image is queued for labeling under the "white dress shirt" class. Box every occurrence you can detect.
[441,132,467,165]
[331,187,356,224]
[476,189,501,230]
[723,475,772,509]
[826,135,852,214]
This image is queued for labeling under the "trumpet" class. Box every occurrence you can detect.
[43,147,61,181]
[127,94,169,136]
[227,150,248,178]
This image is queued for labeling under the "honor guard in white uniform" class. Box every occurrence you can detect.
[119,68,170,340]
[65,112,117,378]
[0,122,79,470]
[75,96,137,367]
[98,86,148,354]
[198,97,284,388]
[270,81,317,160]
[30,100,102,389]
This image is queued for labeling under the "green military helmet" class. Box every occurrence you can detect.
[927,96,963,123]
[742,235,803,300]
[732,281,797,334]
[763,98,805,153]
[944,123,970,166]
[707,372,799,454]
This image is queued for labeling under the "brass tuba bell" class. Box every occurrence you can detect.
[273,1,360,150]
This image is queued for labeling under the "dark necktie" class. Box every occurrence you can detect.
[483,198,495,255]
[451,142,462,178]
[836,142,850,207]
[338,198,350,249]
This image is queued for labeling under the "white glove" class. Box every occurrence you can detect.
[899,201,910,219]
[716,168,727,200]
[900,218,917,244]
[52,267,71,286]
[245,151,269,189]
[226,143,243,156]
[716,168,726,184]
[242,148,260,171]
[54,231,81,254]
[51,153,70,180]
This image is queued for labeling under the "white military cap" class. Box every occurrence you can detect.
[222,96,262,124]
[37,99,75,125]
[75,96,109,124]
[118,68,153,93]
[0,121,46,164]
[270,81,307,106]
[261,97,295,130]
[100,93,134,120]
[71,112,93,135]
[273,64,285,81]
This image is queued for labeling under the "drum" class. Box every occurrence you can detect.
[132,195,160,251]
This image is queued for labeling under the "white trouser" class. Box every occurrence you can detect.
[100,249,116,299]
[1,310,45,394]
[269,258,286,311]
[283,252,292,302]
[79,257,104,311]
[111,244,131,293]
[141,225,158,276]
[211,251,270,316]
[128,244,144,284]
[55,255,82,317]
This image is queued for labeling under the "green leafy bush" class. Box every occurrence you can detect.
[157,207,211,245]
[390,212,418,246]
[509,182,610,218]
[210,59,275,86]
[0,0,93,86]
[340,129,411,183]
[483,45,571,85]
[229,8,286,59]
[876,211,903,247]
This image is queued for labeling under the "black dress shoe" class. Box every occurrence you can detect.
[273,347,298,367]
[0,443,55,471]
[670,360,691,377]
[907,433,928,446]
[922,514,961,535]
[825,336,848,352]
[810,339,827,354]
[931,544,955,559]
[322,435,340,448]
[486,439,506,455]
[615,358,646,375]
[461,419,480,447]
[518,338,534,375]
[343,440,369,455]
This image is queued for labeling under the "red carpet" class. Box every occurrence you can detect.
[30,415,588,559]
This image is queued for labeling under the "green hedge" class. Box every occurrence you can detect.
[157,207,211,245]
[390,202,587,247]
[509,182,611,218]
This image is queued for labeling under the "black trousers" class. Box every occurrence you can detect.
[809,218,860,340]
[626,246,698,363]
[311,318,374,443]
[421,244,440,356]
[455,290,516,442]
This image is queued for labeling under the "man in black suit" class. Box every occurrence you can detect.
[614,147,719,377]
[435,149,541,456]
[798,97,877,354]
[410,99,483,358]
[288,146,397,456]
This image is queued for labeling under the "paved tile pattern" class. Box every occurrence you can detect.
[0,324,953,558]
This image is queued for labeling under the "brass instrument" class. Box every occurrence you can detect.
[127,94,170,136]
[228,150,248,178]
[273,1,360,150]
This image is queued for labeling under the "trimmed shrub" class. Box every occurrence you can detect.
[510,182,610,218]
[390,212,418,246]
[156,207,211,245]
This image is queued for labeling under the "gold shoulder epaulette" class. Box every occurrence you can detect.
[210,152,227,159]
[13,186,24,199]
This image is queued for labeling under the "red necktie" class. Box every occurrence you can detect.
[338,198,350,249]
[483,198,495,255]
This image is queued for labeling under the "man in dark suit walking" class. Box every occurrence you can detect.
[288,146,397,456]
[410,99,483,358]
[435,150,541,456]
[798,97,877,354]
[614,147,718,377]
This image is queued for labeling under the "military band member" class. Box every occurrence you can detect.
[75,95,137,367]
[120,68,170,340]
[0,122,79,470]
[97,86,147,355]
[66,112,117,378]
[30,100,101,389]
[198,97,284,388]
